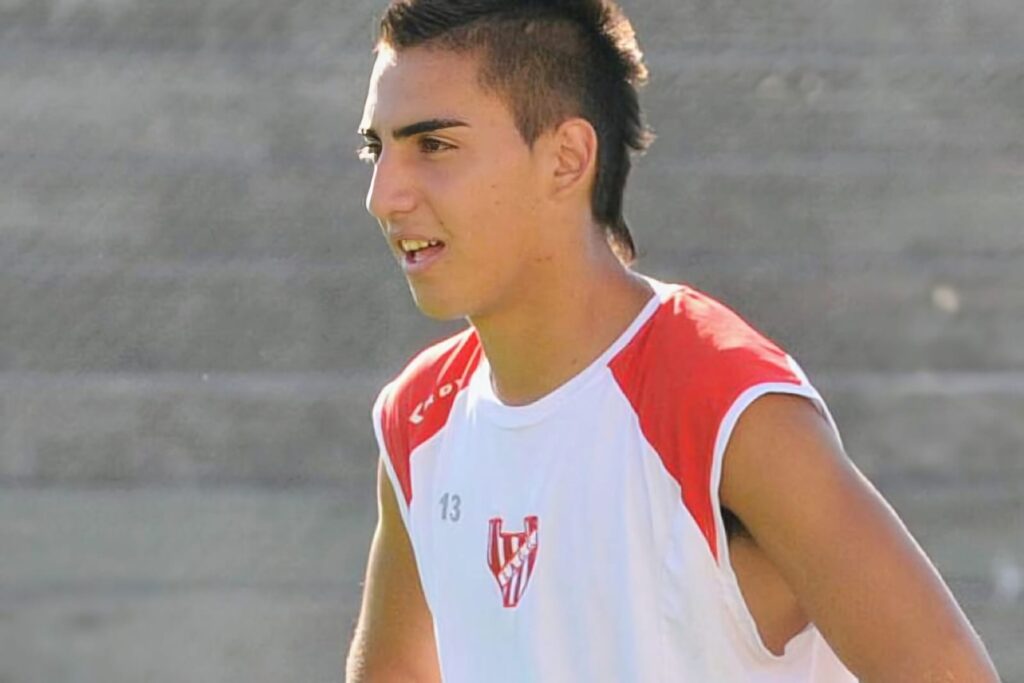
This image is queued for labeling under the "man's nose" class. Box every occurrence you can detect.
[365,149,416,221]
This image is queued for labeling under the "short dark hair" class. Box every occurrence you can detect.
[376,0,654,264]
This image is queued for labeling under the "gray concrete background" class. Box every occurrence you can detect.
[0,0,1021,680]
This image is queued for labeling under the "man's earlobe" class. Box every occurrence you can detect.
[551,118,598,193]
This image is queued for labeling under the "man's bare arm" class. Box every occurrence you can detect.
[721,393,999,682]
[346,459,442,683]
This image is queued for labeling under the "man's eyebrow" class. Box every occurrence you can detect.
[359,118,469,141]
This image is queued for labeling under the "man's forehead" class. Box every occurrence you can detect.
[359,45,490,134]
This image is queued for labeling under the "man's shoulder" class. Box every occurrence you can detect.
[376,326,482,431]
[611,279,810,437]
[372,328,483,506]
[613,281,797,388]
[610,280,814,561]
[393,327,479,386]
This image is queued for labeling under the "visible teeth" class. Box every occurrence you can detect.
[399,239,441,253]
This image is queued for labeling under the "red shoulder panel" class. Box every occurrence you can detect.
[609,286,801,561]
[379,329,482,505]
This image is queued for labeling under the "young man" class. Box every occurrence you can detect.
[347,1,1000,681]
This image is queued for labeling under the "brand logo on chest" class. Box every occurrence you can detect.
[409,378,465,425]
[487,516,540,608]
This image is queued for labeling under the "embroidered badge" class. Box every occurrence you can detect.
[487,516,539,608]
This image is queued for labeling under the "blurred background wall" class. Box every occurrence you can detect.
[0,0,1021,680]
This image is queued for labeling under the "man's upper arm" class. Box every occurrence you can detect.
[346,458,441,683]
[720,393,999,682]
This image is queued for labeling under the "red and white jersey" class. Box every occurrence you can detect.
[372,278,857,682]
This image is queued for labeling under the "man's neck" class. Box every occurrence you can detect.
[468,251,654,407]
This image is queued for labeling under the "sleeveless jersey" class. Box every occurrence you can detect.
[371,278,858,682]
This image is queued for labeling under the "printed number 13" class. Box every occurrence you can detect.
[440,493,461,522]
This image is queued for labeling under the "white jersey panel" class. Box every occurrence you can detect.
[426,368,669,681]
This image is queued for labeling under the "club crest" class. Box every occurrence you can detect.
[487,515,539,608]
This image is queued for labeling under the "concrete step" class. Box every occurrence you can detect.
[0,44,371,165]
[0,592,354,683]
[817,373,1024,487]
[1,371,1022,488]
[667,252,1024,373]
[0,0,378,55]
[635,0,1024,54]
[0,488,373,683]
[0,258,461,373]
[0,372,385,486]
[629,163,1024,257]
[643,59,1024,160]
[3,0,1023,54]
[1,254,1021,373]
[0,487,1018,681]
[0,160,373,264]
[0,487,374,587]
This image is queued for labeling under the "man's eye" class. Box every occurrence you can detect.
[356,142,381,164]
[419,137,452,154]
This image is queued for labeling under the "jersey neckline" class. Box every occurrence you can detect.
[467,276,677,428]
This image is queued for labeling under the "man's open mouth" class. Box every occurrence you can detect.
[399,239,446,264]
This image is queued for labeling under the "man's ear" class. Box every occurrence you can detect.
[548,117,598,198]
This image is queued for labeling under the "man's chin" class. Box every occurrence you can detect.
[409,291,467,322]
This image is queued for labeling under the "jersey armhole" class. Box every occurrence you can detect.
[372,382,413,533]
[708,358,844,662]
